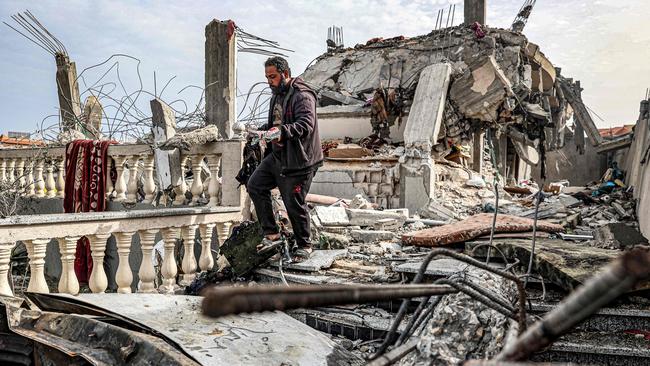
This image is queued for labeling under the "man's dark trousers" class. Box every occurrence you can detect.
[247,154,315,247]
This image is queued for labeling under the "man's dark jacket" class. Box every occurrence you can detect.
[261,77,323,176]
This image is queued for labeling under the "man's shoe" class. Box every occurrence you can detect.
[292,246,313,262]
[256,237,284,255]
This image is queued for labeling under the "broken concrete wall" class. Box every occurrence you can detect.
[318,106,406,142]
[310,161,400,209]
[624,100,650,238]
[531,128,607,186]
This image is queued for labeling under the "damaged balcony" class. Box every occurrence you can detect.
[1,1,650,365]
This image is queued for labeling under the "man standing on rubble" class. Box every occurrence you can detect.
[247,56,323,260]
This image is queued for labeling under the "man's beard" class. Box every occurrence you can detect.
[270,77,288,95]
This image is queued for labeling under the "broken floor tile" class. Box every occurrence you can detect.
[402,213,564,247]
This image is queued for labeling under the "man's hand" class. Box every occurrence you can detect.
[247,130,264,144]
[263,127,281,142]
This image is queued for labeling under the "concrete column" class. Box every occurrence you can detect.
[464,0,487,25]
[205,19,236,139]
[55,54,82,132]
[472,131,484,173]
[493,132,508,178]
[150,98,181,196]
[82,95,103,138]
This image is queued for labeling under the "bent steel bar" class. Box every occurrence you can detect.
[201,284,457,318]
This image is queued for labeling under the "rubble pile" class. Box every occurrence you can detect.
[303,24,569,155]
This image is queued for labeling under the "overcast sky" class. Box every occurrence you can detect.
[1,0,649,136]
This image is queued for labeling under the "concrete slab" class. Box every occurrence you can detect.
[403,63,451,151]
[393,258,471,277]
[346,208,407,227]
[350,230,396,243]
[314,206,350,226]
[64,293,358,365]
[272,249,348,272]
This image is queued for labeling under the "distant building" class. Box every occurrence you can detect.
[598,124,634,139]
[0,132,45,148]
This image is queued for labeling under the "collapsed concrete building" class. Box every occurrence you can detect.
[1,2,650,365]
[303,11,634,222]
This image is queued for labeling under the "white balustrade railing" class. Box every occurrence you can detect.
[0,140,245,208]
[0,206,241,297]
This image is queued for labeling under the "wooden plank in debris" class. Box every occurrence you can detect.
[401,213,564,247]
[465,238,622,291]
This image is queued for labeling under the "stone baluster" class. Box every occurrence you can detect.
[190,155,205,205]
[88,233,111,293]
[160,227,180,293]
[45,161,56,198]
[25,161,35,196]
[16,158,25,191]
[173,156,189,206]
[0,159,6,183]
[180,225,198,285]
[58,236,81,295]
[0,242,13,296]
[198,223,215,272]
[106,157,115,200]
[113,156,128,202]
[142,154,156,204]
[207,155,221,207]
[7,159,16,185]
[34,160,45,198]
[138,229,158,293]
[25,239,49,293]
[216,222,232,246]
[56,159,65,199]
[126,156,140,203]
[114,232,134,293]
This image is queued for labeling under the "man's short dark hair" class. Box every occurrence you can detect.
[265,56,291,76]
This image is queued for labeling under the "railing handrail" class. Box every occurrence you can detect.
[0,206,241,243]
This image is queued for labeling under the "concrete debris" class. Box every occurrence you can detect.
[160,125,220,150]
[347,208,407,227]
[315,206,351,226]
[56,129,86,145]
[399,267,518,366]
[350,229,396,243]
[591,223,648,250]
[349,194,373,209]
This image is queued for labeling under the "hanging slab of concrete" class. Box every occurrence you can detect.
[271,249,348,272]
[403,63,451,151]
[57,293,360,365]
[402,213,564,247]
